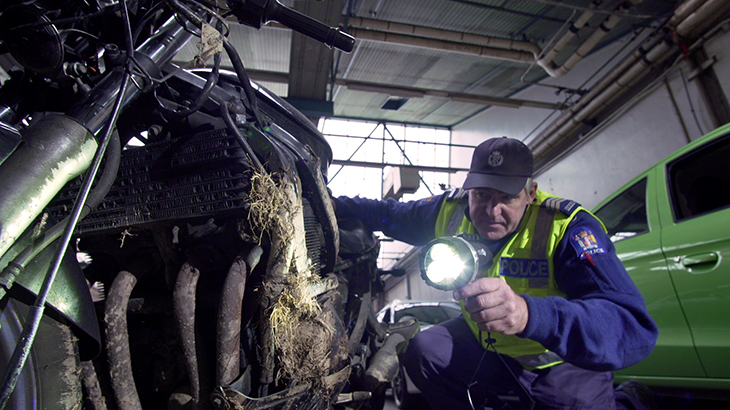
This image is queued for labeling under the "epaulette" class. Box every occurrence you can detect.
[540,197,581,215]
[447,188,468,201]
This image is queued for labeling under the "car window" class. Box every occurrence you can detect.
[394,305,461,326]
[594,178,648,243]
[667,134,730,222]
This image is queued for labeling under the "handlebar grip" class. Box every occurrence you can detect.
[231,0,355,52]
[271,3,354,52]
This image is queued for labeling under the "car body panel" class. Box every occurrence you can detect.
[661,208,730,378]
[376,300,461,329]
[605,170,705,379]
[654,130,730,379]
[593,122,730,389]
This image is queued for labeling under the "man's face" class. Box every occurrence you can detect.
[468,183,537,240]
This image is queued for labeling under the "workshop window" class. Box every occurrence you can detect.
[594,178,649,243]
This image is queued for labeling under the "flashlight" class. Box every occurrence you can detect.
[419,234,493,291]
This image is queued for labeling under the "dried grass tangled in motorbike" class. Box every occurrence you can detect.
[247,171,293,244]
[247,170,335,389]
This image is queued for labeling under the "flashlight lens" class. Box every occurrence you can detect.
[424,243,466,285]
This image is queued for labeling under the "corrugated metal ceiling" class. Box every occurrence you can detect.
[174,0,678,128]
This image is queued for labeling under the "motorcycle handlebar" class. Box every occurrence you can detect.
[229,0,355,52]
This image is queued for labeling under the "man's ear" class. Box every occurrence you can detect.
[527,182,538,202]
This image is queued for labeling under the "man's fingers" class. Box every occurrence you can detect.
[461,292,499,313]
[453,277,501,301]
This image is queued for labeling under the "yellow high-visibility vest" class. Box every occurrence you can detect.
[434,189,603,368]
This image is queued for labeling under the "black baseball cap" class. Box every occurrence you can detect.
[462,137,533,195]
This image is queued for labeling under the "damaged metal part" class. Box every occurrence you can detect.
[363,333,406,390]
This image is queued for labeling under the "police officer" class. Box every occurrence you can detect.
[332,137,658,410]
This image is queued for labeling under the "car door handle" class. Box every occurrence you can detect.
[681,253,719,267]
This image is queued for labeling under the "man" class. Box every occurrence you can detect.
[332,137,658,409]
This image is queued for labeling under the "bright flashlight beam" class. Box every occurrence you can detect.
[425,243,466,285]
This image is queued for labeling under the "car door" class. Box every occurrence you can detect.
[658,131,730,379]
[594,171,705,380]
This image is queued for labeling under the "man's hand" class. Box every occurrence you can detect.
[453,278,529,335]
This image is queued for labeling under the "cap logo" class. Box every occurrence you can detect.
[488,150,504,167]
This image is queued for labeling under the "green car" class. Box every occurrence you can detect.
[592,122,730,393]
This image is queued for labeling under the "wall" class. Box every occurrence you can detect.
[452,27,729,209]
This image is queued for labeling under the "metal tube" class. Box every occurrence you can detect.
[105,270,142,410]
[81,361,108,410]
[347,16,542,57]
[675,0,730,37]
[0,115,97,259]
[216,255,248,386]
[173,262,202,409]
[538,4,598,73]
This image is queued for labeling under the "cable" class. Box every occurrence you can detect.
[222,38,265,126]
[679,67,706,135]
[467,332,536,410]
[220,101,265,171]
[155,27,223,117]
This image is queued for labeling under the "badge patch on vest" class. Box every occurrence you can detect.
[570,227,607,259]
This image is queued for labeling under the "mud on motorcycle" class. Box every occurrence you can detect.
[0,0,418,408]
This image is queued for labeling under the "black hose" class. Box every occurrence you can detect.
[348,291,372,356]
[222,39,264,126]
[219,101,264,170]
[157,41,222,118]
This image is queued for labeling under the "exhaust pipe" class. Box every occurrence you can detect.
[105,270,142,410]
[216,255,248,386]
[174,262,202,409]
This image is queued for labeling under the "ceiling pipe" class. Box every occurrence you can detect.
[538,0,603,75]
[668,0,706,27]
[541,0,644,77]
[528,31,671,159]
[529,0,729,163]
[526,0,655,18]
[345,27,536,64]
[345,6,643,78]
[347,16,542,57]
[675,0,730,37]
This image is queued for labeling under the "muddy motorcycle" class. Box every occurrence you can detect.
[0,0,417,408]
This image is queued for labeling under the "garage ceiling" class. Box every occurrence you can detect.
[175,0,679,129]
